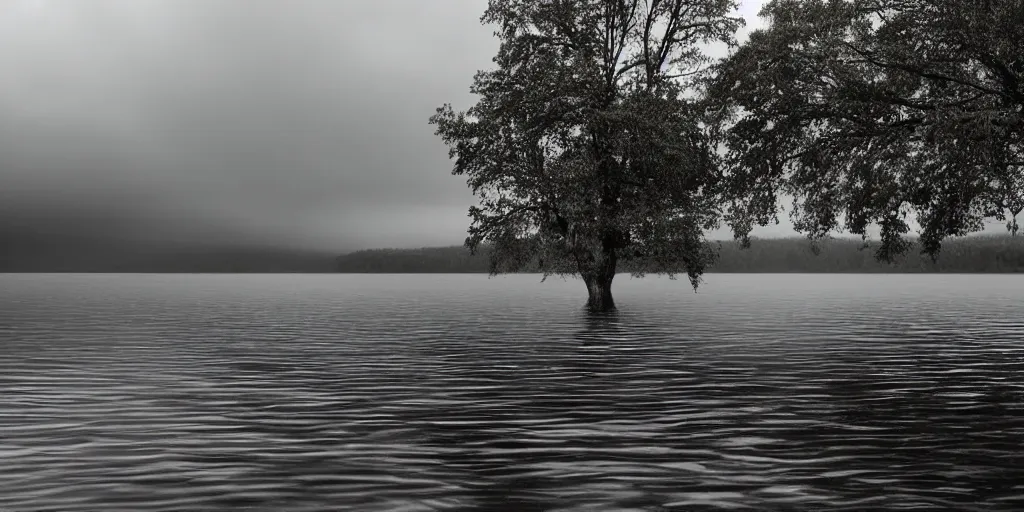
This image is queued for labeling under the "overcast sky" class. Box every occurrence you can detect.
[5,0,965,254]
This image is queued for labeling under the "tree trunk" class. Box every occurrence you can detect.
[583,272,615,312]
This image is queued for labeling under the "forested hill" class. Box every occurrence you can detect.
[336,236,1024,273]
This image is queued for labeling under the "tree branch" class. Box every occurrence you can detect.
[842,42,1007,99]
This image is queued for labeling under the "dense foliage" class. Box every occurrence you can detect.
[431,0,743,309]
[336,236,1024,274]
[717,0,1024,261]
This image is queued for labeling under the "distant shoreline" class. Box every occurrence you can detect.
[4,271,1024,275]
[3,235,1023,274]
[335,236,1024,274]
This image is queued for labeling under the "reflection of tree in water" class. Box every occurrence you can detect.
[411,308,667,512]
[570,308,639,377]
[575,308,624,343]
[569,307,688,380]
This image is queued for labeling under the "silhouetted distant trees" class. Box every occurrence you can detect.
[337,236,1024,274]
[335,247,495,273]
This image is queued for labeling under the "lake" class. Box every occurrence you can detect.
[1,273,1023,511]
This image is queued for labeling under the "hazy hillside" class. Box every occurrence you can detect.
[336,236,1024,274]
[0,229,340,273]
[334,246,494,273]
[8,232,1023,273]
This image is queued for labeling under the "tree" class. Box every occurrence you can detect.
[715,0,1024,261]
[430,0,743,311]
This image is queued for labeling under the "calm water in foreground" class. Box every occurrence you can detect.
[1,273,1023,511]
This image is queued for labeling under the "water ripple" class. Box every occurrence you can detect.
[1,273,1023,511]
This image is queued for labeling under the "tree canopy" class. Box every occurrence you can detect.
[717,0,1024,260]
[430,0,742,310]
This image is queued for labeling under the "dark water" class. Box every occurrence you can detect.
[2,273,1023,511]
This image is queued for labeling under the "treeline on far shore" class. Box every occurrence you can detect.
[335,235,1024,274]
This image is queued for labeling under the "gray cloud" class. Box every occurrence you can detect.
[0,0,496,251]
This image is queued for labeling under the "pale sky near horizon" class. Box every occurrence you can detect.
[0,0,1002,253]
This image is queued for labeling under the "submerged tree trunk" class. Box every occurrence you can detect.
[583,271,615,312]
[580,227,619,311]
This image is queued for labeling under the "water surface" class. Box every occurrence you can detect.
[2,273,1023,511]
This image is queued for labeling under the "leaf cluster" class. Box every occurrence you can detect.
[715,0,1024,260]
